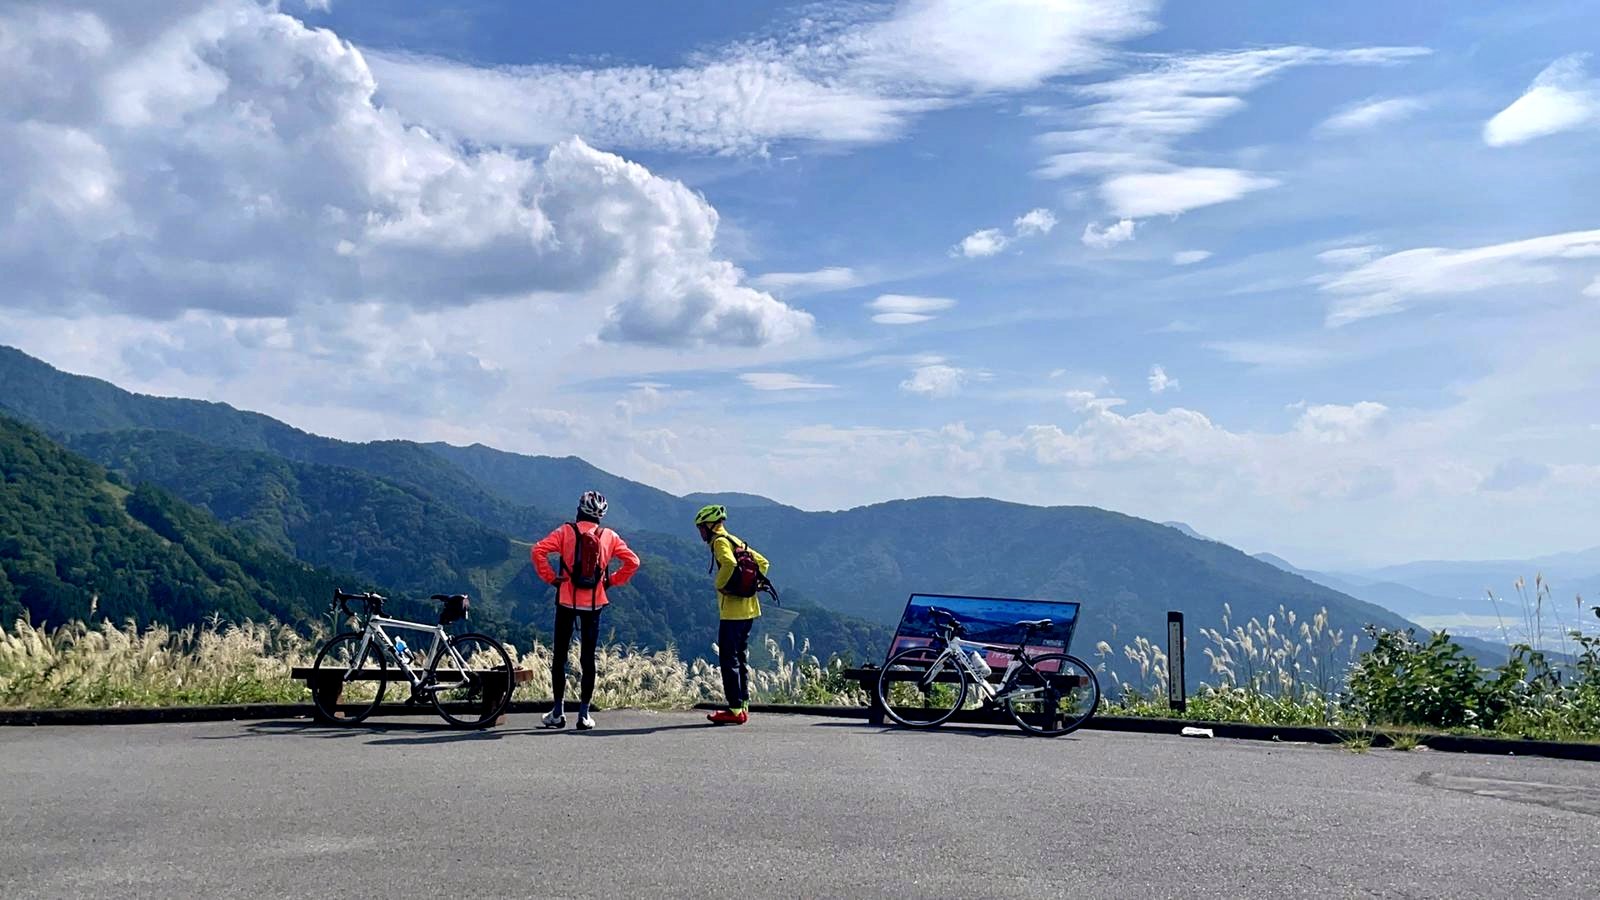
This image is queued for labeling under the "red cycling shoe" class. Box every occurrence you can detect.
[706,708,749,725]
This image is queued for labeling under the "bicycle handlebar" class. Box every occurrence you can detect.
[331,589,387,618]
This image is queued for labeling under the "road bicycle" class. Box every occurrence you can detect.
[876,606,1100,736]
[311,589,515,728]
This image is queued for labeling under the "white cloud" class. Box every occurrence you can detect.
[0,1,812,349]
[1316,96,1427,135]
[1012,208,1058,236]
[739,372,834,391]
[1064,390,1126,413]
[1484,54,1599,147]
[1101,168,1279,218]
[954,228,1008,258]
[367,1,1159,155]
[367,52,921,156]
[749,267,862,296]
[1321,229,1600,324]
[1317,245,1383,267]
[900,363,969,398]
[1294,402,1388,443]
[1585,275,1600,298]
[1147,364,1178,394]
[1035,46,1426,219]
[1172,250,1211,265]
[844,0,1159,94]
[1026,406,1238,466]
[953,207,1058,257]
[851,352,949,370]
[1081,218,1136,249]
[1207,341,1339,370]
[1480,458,1550,492]
[869,294,956,325]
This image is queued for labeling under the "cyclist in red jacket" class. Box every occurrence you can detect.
[531,491,640,730]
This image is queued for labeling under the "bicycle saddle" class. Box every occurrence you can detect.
[1015,618,1053,630]
[430,593,469,602]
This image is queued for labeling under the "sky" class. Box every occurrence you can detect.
[1,0,1597,568]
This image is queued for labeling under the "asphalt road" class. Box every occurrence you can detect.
[3,711,1599,899]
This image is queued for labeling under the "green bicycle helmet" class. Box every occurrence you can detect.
[694,504,727,526]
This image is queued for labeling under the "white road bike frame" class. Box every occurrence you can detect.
[928,640,1052,705]
[348,615,475,693]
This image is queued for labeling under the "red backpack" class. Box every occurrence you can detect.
[717,533,772,600]
[566,524,608,604]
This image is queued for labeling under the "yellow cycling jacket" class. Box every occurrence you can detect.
[708,525,769,621]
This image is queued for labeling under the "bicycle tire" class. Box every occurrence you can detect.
[430,632,515,729]
[311,632,388,725]
[1003,653,1100,736]
[876,645,970,728]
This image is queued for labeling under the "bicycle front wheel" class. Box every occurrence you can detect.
[1004,653,1100,736]
[311,632,388,724]
[876,645,971,728]
[431,633,515,729]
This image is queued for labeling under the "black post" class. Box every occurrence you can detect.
[1167,611,1186,713]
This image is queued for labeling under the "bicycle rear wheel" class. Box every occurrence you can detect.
[876,645,971,728]
[430,633,515,729]
[1004,653,1100,736]
[311,632,388,724]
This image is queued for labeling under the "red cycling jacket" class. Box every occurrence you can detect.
[531,521,641,610]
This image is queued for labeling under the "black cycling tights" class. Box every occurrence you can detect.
[552,604,602,705]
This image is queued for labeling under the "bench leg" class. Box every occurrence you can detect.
[479,672,510,727]
[867,685,885,727]
[311,673,344,723]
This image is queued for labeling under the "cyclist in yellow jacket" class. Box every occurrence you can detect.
[695,504,768,725]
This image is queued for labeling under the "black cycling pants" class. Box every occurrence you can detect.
[552,604,601,705]
[719,617,755,709]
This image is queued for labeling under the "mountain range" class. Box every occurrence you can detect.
[1254,550,1600,626]
[2,344,1556,681]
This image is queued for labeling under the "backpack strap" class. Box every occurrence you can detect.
[707,531,733,577]
[591,526,605,609]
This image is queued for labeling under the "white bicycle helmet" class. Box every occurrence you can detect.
[577,490,608,519]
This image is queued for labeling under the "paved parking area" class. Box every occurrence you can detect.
[4,711,1599,898]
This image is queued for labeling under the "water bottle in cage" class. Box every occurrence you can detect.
[393,637,409,666]
[964,643,993,677]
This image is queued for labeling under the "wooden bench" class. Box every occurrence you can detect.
[290,666,535,726]
[843,664,1091,727]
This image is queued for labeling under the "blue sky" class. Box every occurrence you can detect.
[1,1,1597,567]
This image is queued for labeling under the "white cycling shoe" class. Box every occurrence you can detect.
[542,708,566,729]
[576,713,596,731]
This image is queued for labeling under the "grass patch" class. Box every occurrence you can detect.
[0,617,861,711]
[1386,732,1422,752]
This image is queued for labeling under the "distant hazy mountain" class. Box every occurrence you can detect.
[1162,522,1214,542]
[1253,553,1477,619]
[682,492,783,510]
[1356,549,1600,601]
